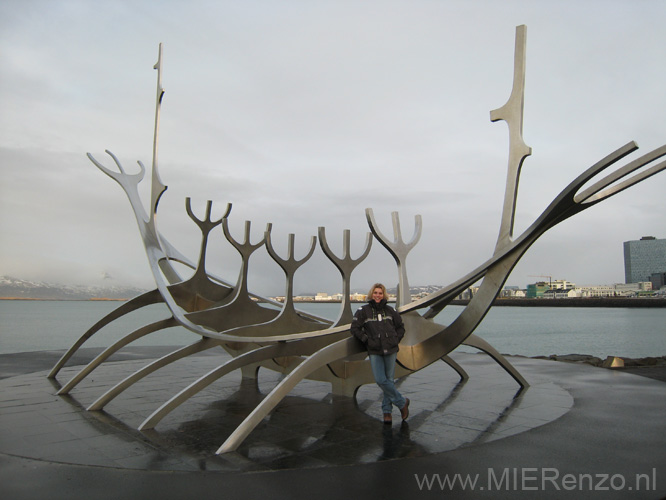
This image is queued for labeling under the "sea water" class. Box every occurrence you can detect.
[0,300,664,359]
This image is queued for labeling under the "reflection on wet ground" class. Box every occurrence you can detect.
[0,351,572,471]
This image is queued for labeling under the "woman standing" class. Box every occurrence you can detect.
[351,283,409,424]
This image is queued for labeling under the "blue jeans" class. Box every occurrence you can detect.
[369,353,406,414]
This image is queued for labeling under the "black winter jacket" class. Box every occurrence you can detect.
[351,299,405,355]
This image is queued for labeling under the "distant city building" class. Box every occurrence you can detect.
[578,285,615,297]
[549,279,575,290]
[623,236,666,284]
[614,282,652,296]
[270,277,664,304]
[526,282,550,298]
[524,279,574,298]
[456,287,480,300]
[543,288,579,299]
[576,282,654,298]
[650,272,666,291]
[499,286,525,298]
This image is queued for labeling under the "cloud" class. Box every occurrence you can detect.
[1,0,664,296]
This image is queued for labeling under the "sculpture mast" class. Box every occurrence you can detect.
[490,25,532,252]
[151,43,167,220]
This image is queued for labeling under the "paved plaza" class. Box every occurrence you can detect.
[0,347,664,499]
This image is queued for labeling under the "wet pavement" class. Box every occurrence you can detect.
[0,348,664,499]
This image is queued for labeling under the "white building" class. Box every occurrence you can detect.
[549,279,576,290]
[543,288,580,299]
[614,282,652,296]
[577,282,653,297]
[578,285,615,297]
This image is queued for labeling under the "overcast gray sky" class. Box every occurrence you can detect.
[1,0,664,297]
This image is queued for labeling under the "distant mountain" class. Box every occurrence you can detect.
[297,285,443,297]
[1,276,442,301]
[0,276,147,300]
[386,285,443,296]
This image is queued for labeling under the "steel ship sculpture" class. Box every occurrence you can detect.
[48,26,666,454]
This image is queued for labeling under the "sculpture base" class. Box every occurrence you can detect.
[3,348,666,499]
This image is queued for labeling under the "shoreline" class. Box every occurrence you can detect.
[451,297,666,308]
[3,297,666,307]
[0,297,128,301]
[2,347,664,382]
[529,352,666,367]
[528,353,666,383]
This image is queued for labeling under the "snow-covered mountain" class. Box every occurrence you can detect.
[386,285,443,296]
[0,276,146,300]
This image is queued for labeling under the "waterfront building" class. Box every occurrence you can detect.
[578,285,615,298]
[525,279,573,298]
[549,279,575,289]
[526,282,550,298]
[623,236,666,283]
[614,282,653,296]
[500,286,525,298]
[293,295,315,301]
[543,288,579,299]
[650,272,666,291]
[457,286,480,300]
[410,291,431,300]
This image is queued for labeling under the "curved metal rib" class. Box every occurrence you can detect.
[57,317,178,395]
[87,338,221,411]
[575,146,666,205]
[139,339,322,430]
[216,336,364,454]
[48,288,163,378]
[463,334,528,388]
[398,243,532,374]
[440,355,469,381]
